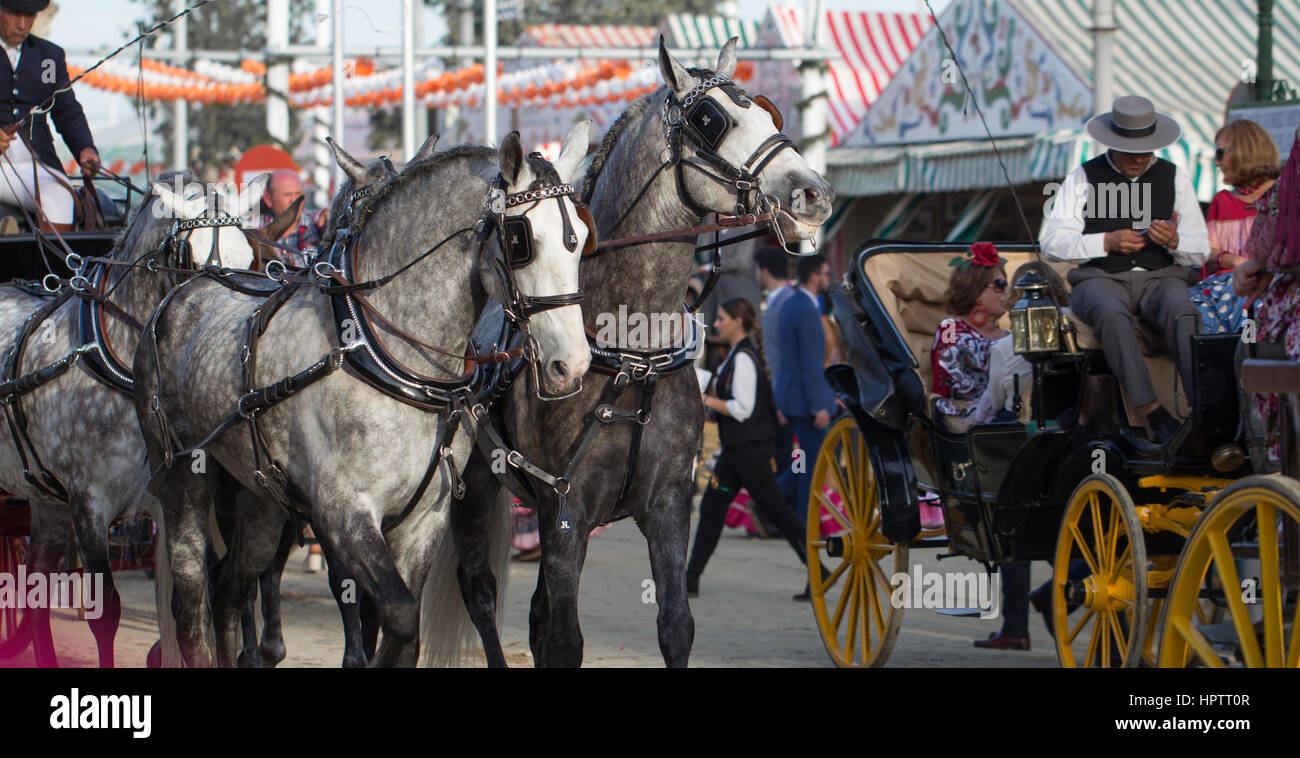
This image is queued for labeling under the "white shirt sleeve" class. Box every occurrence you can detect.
[1170,166,1210,266]
[1041,166,1107,262]
[724,351,758,423]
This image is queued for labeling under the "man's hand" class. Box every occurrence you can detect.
[78,147,101,178]
[1104,228,1145,254]
[776,409,787,426]
[0,128,11,155]
[814,409,830,430]
[1147,212,1179,248]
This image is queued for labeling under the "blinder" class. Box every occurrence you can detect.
[501,215,535,268]
[685,97,732,152]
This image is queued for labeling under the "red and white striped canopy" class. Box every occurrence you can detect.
[518,24,659,48]
[768,5,931,145]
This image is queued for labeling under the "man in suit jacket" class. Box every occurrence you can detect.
[755,246,799,513]
[774,254,835,528]
[0,0,99,228]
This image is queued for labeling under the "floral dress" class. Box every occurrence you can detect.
[931,318,994,417]
[1191,190,1258,333]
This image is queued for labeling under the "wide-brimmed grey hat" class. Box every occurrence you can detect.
[1085,95,1181,153]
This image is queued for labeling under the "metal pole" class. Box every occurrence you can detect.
[412,2,428,147]
[171,0,187,172]
[1093,0,1115,116]
[402,0,416,159]
[485,0,497,146]
[267,0,290,145]
[314,0,332,207]
[1257,0,1274,101]
[332,0,345,189]
[800,0,827,252]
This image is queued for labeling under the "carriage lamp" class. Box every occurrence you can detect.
[1009,270,1061,355]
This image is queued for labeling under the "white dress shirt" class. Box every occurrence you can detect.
[2,39,20,71]
[1041,157,1209,267]
[717,344,758,423]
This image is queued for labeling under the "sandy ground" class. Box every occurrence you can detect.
[3,515,1061,668]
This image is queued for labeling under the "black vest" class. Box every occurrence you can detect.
[1080,155,1177,273]
[714,336,777,448]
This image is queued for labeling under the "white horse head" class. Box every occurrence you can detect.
[150,173,270,269]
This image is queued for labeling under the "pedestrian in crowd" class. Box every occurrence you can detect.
[1041,95,1209,448]
[259,168,328,265]
[1232,127,1300,465]
[754,246,798,513]
[687,298,823,600]
[773,254,835,530]
[1190,119,1280,333]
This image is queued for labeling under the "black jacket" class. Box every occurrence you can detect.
[0,34,95,174]
[713,336,778,448]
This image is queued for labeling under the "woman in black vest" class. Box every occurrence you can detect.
[687,298,820,599]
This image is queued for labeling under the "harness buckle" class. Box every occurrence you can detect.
[735,180,755,191]
[506,450,526,469]
[69,275,91,292]
[41,274,61,293]
[313,261,339,281]
[240,344,250,365]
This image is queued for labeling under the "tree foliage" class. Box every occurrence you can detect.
[127,0,314,176]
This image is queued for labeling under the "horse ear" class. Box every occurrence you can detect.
[553,121,590,184]
[658,35,688,92]
[232,173,270,219]
[261,195,303,241]
[151,181,206,220]
[499,131,525,186]
[327,137,369,185]
[716,37,738,79]
[410,133,441,164]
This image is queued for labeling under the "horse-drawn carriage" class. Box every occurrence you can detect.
[807,241,1300,668]
[0,173,158,661]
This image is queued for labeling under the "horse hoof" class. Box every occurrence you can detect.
[146,641,161,668]
[237,650,261,669]
[259,642,286,668]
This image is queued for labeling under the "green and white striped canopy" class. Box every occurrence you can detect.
[661,14,761,50]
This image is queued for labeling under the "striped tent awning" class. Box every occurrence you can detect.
[829,125,1221,202]
[767,5,931,146]
[662,14,760,49]
[517,24,659,48]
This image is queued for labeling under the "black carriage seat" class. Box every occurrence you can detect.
[856,250,1181,438]
[0,186,125,232]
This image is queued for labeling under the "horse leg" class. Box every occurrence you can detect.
[636,484,696,668]
[317,535,368,668]
[212,484,261,668]
[211,485,285,668]
[69,495,123,668]
[311,507,418,668]
[450,451,507,667]
[533,509,590,667]
[154,463,220,667]
[527,563,548,663]
[255,513,297,668]
[26,499,69,668]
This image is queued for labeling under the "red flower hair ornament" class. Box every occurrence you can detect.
[949,242,1006,270]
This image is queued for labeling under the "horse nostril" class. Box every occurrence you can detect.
[549,359,569,379]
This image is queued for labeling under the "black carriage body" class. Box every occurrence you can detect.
[0,231,116,283]
[828,242,1254,565]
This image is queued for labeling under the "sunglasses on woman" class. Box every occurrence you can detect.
[1215,147,1228,161]
[987,278,1007,293]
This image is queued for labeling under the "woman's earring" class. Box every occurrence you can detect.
[968,305,990,327]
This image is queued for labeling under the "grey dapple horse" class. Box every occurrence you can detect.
[0,175,276,667]
[136,127,592,667]
[444,38,834,667]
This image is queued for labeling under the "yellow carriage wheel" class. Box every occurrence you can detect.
[1051,474,1148,668]
[806,416,906,668]
[1155,476,1300,668]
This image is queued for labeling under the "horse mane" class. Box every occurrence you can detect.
[350,143,562,235]
[581,93,655,205]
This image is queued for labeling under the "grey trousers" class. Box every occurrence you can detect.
[1067,265,1201,410]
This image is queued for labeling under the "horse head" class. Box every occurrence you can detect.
[485,124,592,397]
[657,36,834,246]
[149,174,268,270]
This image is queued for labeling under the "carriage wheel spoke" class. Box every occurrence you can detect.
[857,569,871,658]
[869,567,887,638]
[1256,503,1284,667]
[814,490,852,533]
[1068,523,1102,578]
[1109,542,1132,583]
[1108,609,1129,661]
[845,569,862,661]
[1083,611,1102,667]
[831,565,856,633]
[824,463,856,524]
[1089,493,1107,568]
[856,436,874,522]
[840,439,859,518]
[1068,609,1095,645]
[1100,611,1112,668]
[1106,501,1121,575]
[822,559,849,591]
[1208,530,1263,668]
[1173,616,1227,668]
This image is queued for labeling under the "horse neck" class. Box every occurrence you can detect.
[97,221,171,360]
[355,165,487,378]
[585,96,702,349]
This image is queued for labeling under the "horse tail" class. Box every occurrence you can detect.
[124,462,184,668]
[417,488,512,667]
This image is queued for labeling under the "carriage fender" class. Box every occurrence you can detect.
[997,430,1124,513]
[826,286,907,431]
